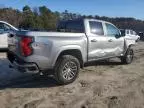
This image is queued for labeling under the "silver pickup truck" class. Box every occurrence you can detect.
[7,18,135,84]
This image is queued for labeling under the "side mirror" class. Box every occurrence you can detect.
[120,30,125,37]
[115,34,121,38]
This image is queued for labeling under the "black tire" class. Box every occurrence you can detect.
[54,55,80,85]
[121,48,134,64]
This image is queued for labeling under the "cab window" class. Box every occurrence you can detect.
[105,23,120,37]
[89,21,104,36]
[57,20,84,33]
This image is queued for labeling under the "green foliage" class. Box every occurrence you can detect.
[0,6,144,32]
[20,5,35,29]
[0,5,58,30]
[38,6,57,30]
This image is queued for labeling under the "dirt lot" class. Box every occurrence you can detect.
[0,42,144,108]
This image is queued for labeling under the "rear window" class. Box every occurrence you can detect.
[57,20,84,33]
[89,21,104,35]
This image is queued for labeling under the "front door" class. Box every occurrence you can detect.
[104,23,124,57]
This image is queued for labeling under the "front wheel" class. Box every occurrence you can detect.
[121,48,134,64]
[54,55,80,85]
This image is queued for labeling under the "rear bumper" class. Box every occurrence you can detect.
[10,61,40,73]
[7,51,40,74]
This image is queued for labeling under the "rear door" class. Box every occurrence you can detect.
[88,21,108,61]
[104,23,124,57]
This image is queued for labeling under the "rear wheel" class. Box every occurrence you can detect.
[121,48,134,64]
[54,55,80,85]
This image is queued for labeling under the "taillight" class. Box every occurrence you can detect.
[20,36,33,57]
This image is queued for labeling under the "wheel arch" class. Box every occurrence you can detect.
[124,39,135,55]
[55,49,84,68]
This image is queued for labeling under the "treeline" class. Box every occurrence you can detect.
[0,5,58,30]
[0,5,144,32]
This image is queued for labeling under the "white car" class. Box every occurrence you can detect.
[0,21,18,50]
[120,29,140,42]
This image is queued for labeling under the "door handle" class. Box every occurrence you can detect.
[91,39,97,42]
[108,39,113,42]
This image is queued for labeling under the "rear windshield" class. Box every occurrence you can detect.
[57,20,84,33]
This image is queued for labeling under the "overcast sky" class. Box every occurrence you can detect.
[0,0,144,20]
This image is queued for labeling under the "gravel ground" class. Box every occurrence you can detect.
[0,42,144,108]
